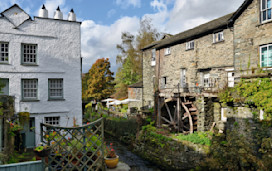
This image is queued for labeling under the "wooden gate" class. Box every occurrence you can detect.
[40,118,105,171]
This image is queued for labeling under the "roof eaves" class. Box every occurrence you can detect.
[228,0,253,25]
[155,13,234,50]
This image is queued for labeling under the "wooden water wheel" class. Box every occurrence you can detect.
[159,97,198,134]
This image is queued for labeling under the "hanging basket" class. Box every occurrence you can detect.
[34,147,51,157]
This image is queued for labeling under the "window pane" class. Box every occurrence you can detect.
[263,0,267,9]
[263,11,267,21]
[268,9,271,19]
[23,44,37,64]
[268,0,271,8]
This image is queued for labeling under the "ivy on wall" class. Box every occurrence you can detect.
[219,78,272,119]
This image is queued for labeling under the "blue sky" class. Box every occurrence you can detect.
[0,0,245,74]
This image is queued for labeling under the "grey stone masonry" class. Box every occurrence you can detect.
[142,49,155,108]
[234,0,272,76]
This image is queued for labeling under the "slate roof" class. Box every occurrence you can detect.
[128,81,143,88]
[155,12,234,49]
[229,0,254,24]
[141,34,173,51]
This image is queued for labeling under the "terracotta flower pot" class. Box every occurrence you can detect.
[104,155,119,169]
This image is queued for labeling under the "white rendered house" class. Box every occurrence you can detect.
[0,4,82,147]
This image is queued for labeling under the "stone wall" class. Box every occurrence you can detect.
[128,87,142,110]
[133,132,208,170]
[234,0,272,73]
[157,28,234,96]
[142,49,155,108]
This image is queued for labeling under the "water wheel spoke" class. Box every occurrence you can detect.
[181,102,194,134]
[165,102,174,123]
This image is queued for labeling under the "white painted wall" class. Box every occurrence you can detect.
[0,5,82,145]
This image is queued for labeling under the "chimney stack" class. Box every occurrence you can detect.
[38,4,48,18]
[53,6,63,20]
[68,9,76,21]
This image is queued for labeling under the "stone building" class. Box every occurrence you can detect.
[142,34,172,109]
[142,0,271,133]
[230,0,272,75]
[0,4,82,147]
[127,82,143,112]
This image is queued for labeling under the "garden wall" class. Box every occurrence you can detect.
[133,131,208,170]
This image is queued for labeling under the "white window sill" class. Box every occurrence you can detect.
[21,63,38,66]
[48,98,65,101]
[0,62,9,65]
[262,67,272,71]
[21,99,39,102]
[213,40,225,44]
[151,61,156,66]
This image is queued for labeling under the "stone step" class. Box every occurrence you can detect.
[106,162,131,171]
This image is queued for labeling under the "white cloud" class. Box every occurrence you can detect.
[107,9,116,18]
[146,0,245,34]
[115,0,141,9]
[81,16,140,73]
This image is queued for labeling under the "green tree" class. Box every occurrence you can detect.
[82,73,90,102]
[86,58,114,101]
[114,18,160,99]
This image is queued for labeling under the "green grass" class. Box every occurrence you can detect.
[172,132,213,146]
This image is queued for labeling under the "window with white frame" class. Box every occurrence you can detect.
[165,47,171,55]
[151,49,156,66]
[260,44,272,67]
[22,44,37,65]
[186,40,194,50]
[261,0,272,23]
[45,117,60,125]
[203,73,216,88]
[22,79,38,100]
[180,69,187,88]
[213,31,224,43]
[0,42,9,63]
[48,79,63,99]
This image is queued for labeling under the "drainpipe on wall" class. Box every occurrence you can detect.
[157,48,161,127]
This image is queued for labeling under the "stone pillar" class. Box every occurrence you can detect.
[195,96,205,132]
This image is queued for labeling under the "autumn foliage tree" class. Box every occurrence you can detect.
[114,18,160,99]
[85,58,114,101]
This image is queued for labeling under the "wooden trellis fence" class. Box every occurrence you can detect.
[40,118,105,171]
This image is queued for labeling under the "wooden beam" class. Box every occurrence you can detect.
[177,97,180,132]
[161,117,171,124]
[157,98,161,127]
[165,102,174,123]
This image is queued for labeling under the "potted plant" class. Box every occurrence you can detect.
[104,143,119,169]
[34,144,51,157]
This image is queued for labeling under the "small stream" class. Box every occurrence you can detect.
[105,135,162,171]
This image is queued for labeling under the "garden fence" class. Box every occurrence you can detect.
[40,117,105,171]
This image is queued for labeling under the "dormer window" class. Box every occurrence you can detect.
[213,31,224,43]
[261,0,272,23]
[165,47,171,55]
[151,49,156,66]
[186,40,194,50]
